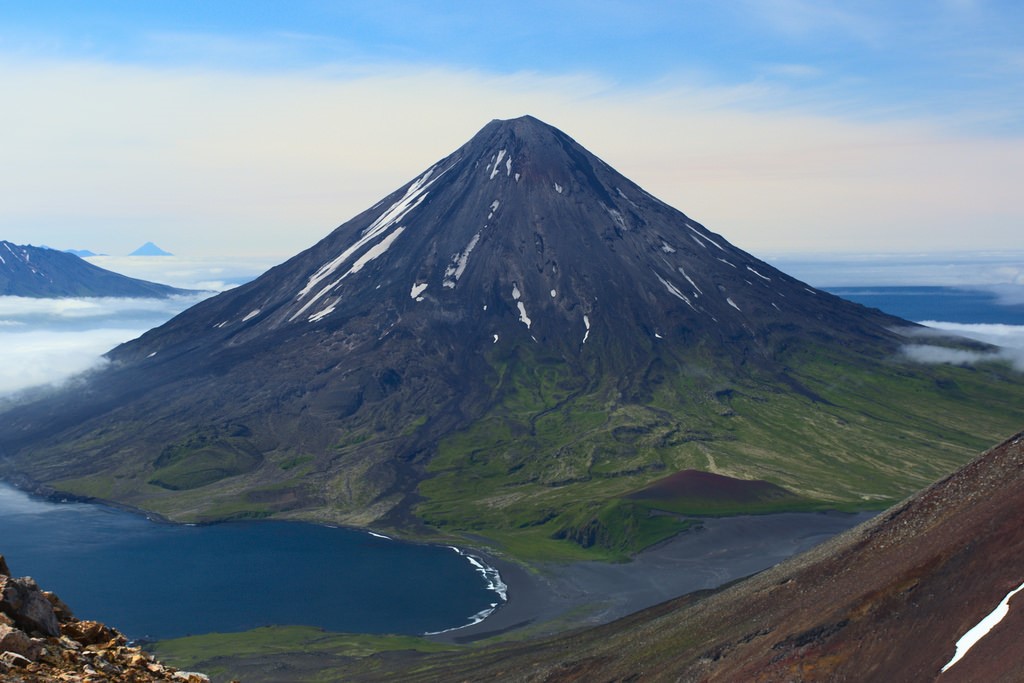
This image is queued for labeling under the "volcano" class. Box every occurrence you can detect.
[1,116,1021,552]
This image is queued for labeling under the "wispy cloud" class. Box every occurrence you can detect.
[82,256,276,291]
[989,284,1024,306]
[759,63,825,80]
[0,294,208,396]
[900,321,1024,371]
[0,293,212,327]
[0,328,123,396]
[2,57,1022,261]
[743,0,883,43]
[901,344,1001,367]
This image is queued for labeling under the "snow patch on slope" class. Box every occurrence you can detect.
[344,227,405,278]
[608,208,627,231]
[656,272,697,311]
[943,580,1024,672]
[747,266,771,281]
[489,150,507,180]
[308,303,336,323]
[443,233,481,288]
[297,226,406,322]
[517,302,532,328]
[678,267,702,295]
[512,284,531,328]
[296,164,444,304]
[687,223,726,252]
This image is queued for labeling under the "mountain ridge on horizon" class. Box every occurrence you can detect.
[0,240,195,299]
[0,115,1022,559]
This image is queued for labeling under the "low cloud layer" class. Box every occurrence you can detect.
[0,294,210,396]
[82,255,278,291]
[901,321,1024,372]
[0,328,125,396]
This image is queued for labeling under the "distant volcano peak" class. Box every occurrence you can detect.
[130,241,172,256]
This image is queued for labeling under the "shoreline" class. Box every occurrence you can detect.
[0,475,178,525]
[1,478,875,646]
[432,510,877,644]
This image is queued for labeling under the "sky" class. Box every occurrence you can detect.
[1,1,1022,262]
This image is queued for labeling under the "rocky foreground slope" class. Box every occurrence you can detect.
[0,555,209,682]
[339,430,1024,681]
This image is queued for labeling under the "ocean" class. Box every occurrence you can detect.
[824,286,1024,325]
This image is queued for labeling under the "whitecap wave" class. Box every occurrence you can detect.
[423,546,508,635]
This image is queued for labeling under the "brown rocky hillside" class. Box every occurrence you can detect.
[0,555,209,683]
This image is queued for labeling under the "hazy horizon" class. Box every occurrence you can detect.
[2,3,1022,258]
[2,252,1023,399]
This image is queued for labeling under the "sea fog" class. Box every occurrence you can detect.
[0,254,276,398]
[1,251,1023,400]
[776,251,1024,372]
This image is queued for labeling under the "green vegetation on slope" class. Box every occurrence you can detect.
[417,345,1024,560]
[33,337,1024,564]
[150,626,458,683]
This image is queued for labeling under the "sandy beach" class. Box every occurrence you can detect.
[434,510,875,644]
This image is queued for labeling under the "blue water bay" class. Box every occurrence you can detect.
[825,286,1024,325]
[0,484,502,639]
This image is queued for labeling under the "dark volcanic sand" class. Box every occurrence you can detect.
[436,510,875,643]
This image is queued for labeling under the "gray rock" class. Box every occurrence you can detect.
[0,623,41,661]
[0,576,60,636]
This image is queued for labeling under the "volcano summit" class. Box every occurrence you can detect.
[1,116,1021,555]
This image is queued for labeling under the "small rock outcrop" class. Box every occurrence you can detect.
[0,554,209,682]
